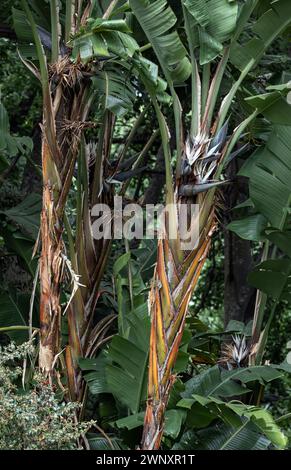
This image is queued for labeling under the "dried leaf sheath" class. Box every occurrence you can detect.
[39,119,64,372]
[39,193,63,371]
[38,61,90,375]
[141,222,215,450]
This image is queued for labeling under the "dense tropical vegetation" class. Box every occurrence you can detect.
[0,0,291,451]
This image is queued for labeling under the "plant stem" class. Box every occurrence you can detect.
[65,0,73,43]
[276,412,291,424]
[182,3,200,139]
[203,49,230,133]
[50,0,60,63]
[103,0,119,19]
[21,0,48,91]
[0,326,39,332]
[201,63,210,115]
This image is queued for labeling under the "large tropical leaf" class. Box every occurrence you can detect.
[227,105,291,285]
[183,0,239,64]
[91,66,137,117]
[228,110,291,357]
[114,412,145,431]
[114,408,187,440]
[177,364,289,449]
[71,18,139,61]
[248,258,291,302]
[265,228,291,258]
[189,395,287,449]
[113,252,147,337]
[172,422,271,450]
[87,434,123,450]
[246,85,291,126]
[105,333,149,414]
[129,0,191,83]
[12,4,51,59]
[0,292,34,343]
[0,229,37,277]
[0,102,32,157]
[1,193,41,240]
[247,227,291,301]
[238,125,291,229]
[227,214,268,242]
[180,364,284,400]
[80,307,150,414]
[230,0,291,72]
[132,55,171,103]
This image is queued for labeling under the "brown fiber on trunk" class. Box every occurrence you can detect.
[38,59,88,376]
[39,141,63,373]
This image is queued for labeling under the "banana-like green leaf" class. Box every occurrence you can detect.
[129,0,191,83]
[91,66,137,116]
[180,365,284,401]
[164,409,187,439]
[235,119,291,353]
[246,87,291,126]
[228,214,268,242]
[87,18,132,33]
[114,407,186,439]
[0,229,37,277]
[0,102,32,157]
[12,4,50,59]
[239,125,291,228]
[1,193,41,240]
[88,435,123,450]
[265,228,291,258]
[172,423,271,450]
[230,0,291,72]
[105,334,148,413]
[113,251,147,337]
[132,56,171,103]
[184,0,239,64]
[72,19,139,61]
[133,56,164,91]
[114,412,145,430]
[80,307,150,414]
[192,395,288,449]
[248,258,291,302]
[0,292,34,343]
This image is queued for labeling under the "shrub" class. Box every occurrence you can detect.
[0,342,94,450]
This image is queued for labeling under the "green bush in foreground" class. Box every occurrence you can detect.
[0,342,94,450]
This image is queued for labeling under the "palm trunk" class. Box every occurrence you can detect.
[39,141,63,372]
[38,60,89,374]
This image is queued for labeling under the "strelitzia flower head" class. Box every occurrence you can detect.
[219,334,250,370]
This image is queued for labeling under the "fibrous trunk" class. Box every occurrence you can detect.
[39,141,63,372]
[38,60,88,375]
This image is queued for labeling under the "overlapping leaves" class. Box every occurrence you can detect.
[91,65,137,116]
[173,423,272,450]
[176,365,288,449]
[0,102,32,159]
[129,0,191,83]
[72,18,139,61]
[79,306,150,414]
[230,0,291,72]
[184,0,239,64]
[229,124,291,299]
